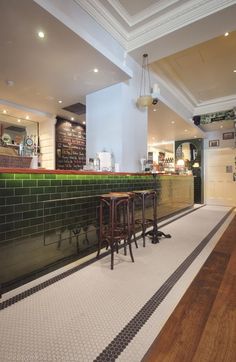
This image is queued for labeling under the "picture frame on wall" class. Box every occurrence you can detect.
[209,139,219,147]
[222,132,235,140]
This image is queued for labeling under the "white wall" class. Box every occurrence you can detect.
[39,117,56,169]
[86,61,148,172]
[204,128,236,206]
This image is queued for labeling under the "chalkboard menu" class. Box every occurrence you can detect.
[55,117,86,170]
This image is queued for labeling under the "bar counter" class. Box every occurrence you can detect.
[0,168,193,293]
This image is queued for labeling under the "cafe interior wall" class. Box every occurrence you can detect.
[203,127,236,206]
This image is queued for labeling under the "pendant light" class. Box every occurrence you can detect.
[137,54,153,108]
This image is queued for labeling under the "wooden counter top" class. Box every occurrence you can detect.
[0,167,192,176]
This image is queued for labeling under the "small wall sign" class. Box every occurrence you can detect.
[222,132,234,140]
[209,140,219,147]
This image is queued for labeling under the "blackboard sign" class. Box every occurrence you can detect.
[55,118,86,170]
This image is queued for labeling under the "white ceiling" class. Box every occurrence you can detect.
[0,0,128,123]
[0,0,236,144]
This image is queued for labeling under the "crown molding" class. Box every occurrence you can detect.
[194,94,236,114]
[76,0,236,51]
[107,0,179,27]
[75,0,129,48]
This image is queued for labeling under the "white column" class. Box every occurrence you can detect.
[86,67,148,172]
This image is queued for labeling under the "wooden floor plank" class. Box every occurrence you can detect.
[142,215,236,362]
[192,245,236,362]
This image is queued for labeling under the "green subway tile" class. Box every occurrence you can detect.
[30,217,44,226]
[7,196,22,205]
[38,180,51,186]
[6,229,22,240]
[38,194,50,202]
[0,197,5,205]
[31,187,44,194]
[6,180,22,188]
[50,180,60,186]
[23,180,37,187]
[0,173,14,179]
[6,213,22,222]
[14,173,31,179]
[15,220,30,229]
[14,204,29,212]
[50,193,62,200]
[0,215,5,224]
[22,226,37,235]
[31,173,44,179]
[0,232,6,242]
[44,187,56,193]
[0,180,5,187]
[56,174,68,180]
[23,195,37,203]
[0,222,14,232]
[15,188,30,196]
[56,186,67,193]
[23,210,37,219]
[45,174,56,179]
[61,180,72,185]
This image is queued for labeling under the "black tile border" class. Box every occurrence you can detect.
[0,205,231,312]
[93,207,234,361]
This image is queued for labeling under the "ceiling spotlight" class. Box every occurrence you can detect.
[224,32,229,37]
[184,129,188,132]
[233,70,236,73]
[58,100,62,104]
[3,110,7,114]
[17,119,21,123]
[82,121,86,125]
[93,68,99,73]
[194,135,197,138]
[71,117,74,121]
[171,121,175,124]
[26,115,29,120]
[153,109,157,112]
[220,125,223,128]
[38,31,45,38]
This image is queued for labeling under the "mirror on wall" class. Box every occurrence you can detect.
[176,142,197,162]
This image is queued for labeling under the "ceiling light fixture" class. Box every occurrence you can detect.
[3,110,7,114]
[17,119,21,123]
[71,117,74,121]
[82,121,86,125]
[171,121,175,124]
[233,69,236,73]
[93,68,99,73]
[137,54,152,108]
[153,109,157,112]
[38,31,45,38]
[224,32,229,37]
[26,115,29,120]
[58,100,62,104]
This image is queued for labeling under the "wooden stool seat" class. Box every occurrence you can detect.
[97,192,134,269]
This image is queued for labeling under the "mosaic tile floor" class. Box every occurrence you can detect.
[0,205,234,362]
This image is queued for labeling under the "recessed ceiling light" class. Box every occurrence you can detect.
[38,31,45,38]
[184,129,188,132]
[153,108,157,112]
[26,115,29,120]
[93,68,99,73]
[194,135,197,138]
[233,69,236,73]
[220,125,223,128]
[58,100,62,104]
[171,121,175,124]
[82,121,86,124]
[3,110,7,114]
[224,32,229,37]
[17,119,21,123]
[71,117,74,121]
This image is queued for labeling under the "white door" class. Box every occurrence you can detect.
[205,148,236,206]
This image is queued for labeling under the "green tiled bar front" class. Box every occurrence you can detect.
[0,172,193,292]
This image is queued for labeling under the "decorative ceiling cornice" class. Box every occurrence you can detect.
[75,0,236,51]
[106,0,179,27]
[194,95,236,115]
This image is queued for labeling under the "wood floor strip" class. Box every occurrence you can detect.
[142,215,236,362]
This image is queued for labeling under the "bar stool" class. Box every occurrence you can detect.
[133,189,159,246]
[97,193,134,270]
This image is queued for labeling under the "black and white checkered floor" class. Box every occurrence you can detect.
[0,205,234,361]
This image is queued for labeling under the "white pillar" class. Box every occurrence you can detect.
[86,67,148,172]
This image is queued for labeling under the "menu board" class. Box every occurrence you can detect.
[55,117,86,170]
